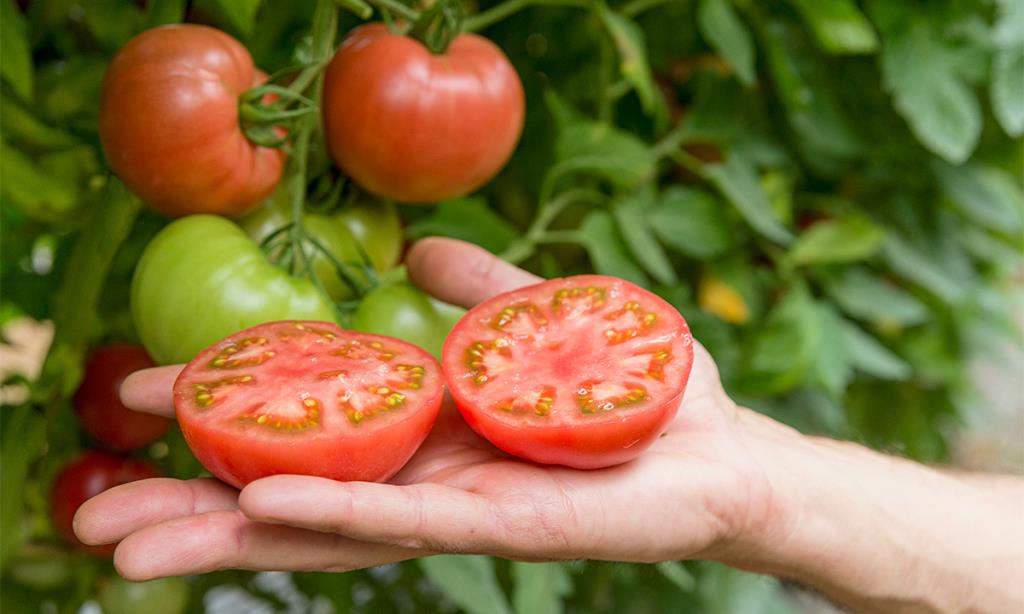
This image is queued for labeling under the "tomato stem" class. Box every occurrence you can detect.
[464,0,591,32]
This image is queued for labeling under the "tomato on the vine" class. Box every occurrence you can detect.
[443,275,694,469]
[73,345,170,451]
[352,280,464,360]
[100,25,284,218]
[322,23,525,203]
[173,321,443,488]
[50,452,160,555]
[131,215,337,365]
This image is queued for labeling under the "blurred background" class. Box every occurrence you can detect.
[1,0,1021,612]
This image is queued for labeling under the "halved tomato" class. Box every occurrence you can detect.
[173,321,443,488]
[443,275,694,469]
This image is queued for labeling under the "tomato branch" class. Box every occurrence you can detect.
[464,0,591,32]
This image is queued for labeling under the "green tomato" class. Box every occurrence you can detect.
[351,281,465,360]
[7,547,71,590]
[98,576,189,614]
[131,215,336,365]
[337,199,403,271]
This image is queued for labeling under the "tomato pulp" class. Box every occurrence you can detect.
[173,321,444,488]
[443,275,694,468]
[322,24,525,203]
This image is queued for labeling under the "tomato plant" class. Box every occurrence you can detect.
[73,345,170,451]
[131,215,337,365]
[49,452,160,555]
[173,320,443,488]
[443,275,694,468]
[352,280,465,359]
[98,576,190,614]
[322,23,524,203]
[99,25,285,218]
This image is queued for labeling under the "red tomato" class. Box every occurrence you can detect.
[443,275,694,469]
[322,24,525,203]
[173,321,444,488]
[50,451,160,555]
[99,25,285,218]
[73,345,170,451]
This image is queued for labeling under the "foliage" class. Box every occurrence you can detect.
[2,0,1021,611]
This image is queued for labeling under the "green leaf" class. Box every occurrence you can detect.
[880,21,981,163]
[0,0,33,100]
[512,562,572,614]
[0,405,47,569]
[932,161,1023,234]
[697,0,756,86]
[83,2,143,51]
[649,187,734,258]
[811,302,852,396]
[839,318,912,380]
[0,144,78,220]
[597,4,664,120]
[882,233,966,305]
[406,197,519,254]
[788,0,879,54]
[612,193,677,285]
[0,99,78,149]
[698,562,797,614]
[993,0,1024,47]
[195,0,262,36]
[991,47,1024,137]
[579,210,648,285]
[741,281,819,394]
[419,556,512,614]
[656,561,696,592]
[704,155,792,244]
[788,214,885,265]
[824,268,929,326]
[144,0,188,27]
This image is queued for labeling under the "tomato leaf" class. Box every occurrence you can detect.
[703,155,792,244]
[811,302,852,396]
[579,210,648,286]
[932,161,1024,235]
[419,556,512,614]
[824,268,929,326]
[656,561,696,592]
[195,0,262,37]
[0,405,47,570]
[882,233,967,305]
[788,0,879,55]
[788,213,885,265]
[839,318,912,380]
[596,4,666,123]
[612,193,678,285]
[740,281,819,395]
[0,144,79,221]
[0,99,78,150]
[144,0,189,27]
[649,187,734,258]
[406,197,519,254]
[697,0,756,87]
[991,48,1024,137]
[698,562,797,614]
[512,562,572,614]
[0,0,33,100]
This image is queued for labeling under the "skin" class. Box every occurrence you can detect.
[76,238,1024,613]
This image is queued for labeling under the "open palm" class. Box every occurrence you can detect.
[76,238,781,580]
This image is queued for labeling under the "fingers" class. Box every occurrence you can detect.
[114,510,422,581]
[75,478,237,546]
[239,475,576,559]
[406,238,540,308]
[119,365,183,418]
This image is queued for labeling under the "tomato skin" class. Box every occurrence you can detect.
[174,321,444,488]
[99,25,284,217]
[50,452,160,555]
[98,576,190,614]
[443,275,694,469]
[336,199,403,271]
[73,345,170,451]
[131,215,336,365]
[351,281,465,359]
[322,24,525,203]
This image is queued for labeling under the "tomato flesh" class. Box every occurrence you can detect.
[174,321,443,488]
[443,275,693,468]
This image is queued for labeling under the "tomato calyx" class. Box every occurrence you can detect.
[238,83,318,148]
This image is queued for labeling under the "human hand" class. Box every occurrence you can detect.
[75,237,800,580]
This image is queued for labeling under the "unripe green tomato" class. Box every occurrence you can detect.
[98,576,189,614]
[7,547,71,590]
[352,281,465,359]
[131,215,336,365]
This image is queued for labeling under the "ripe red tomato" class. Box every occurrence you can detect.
[99,25,284,218]
[173,321,444,488]
[322,24,525,203]
[73,345,171,451]
[50,451,160,555]
[443,275,694,469]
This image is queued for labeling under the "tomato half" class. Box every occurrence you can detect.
[73,345,170,451]
[99,25,284,217]
[173,321,443,488]
[131,215,337,365]
[50,451,160,555]
[322,24,525,203]
[443,275,694,469]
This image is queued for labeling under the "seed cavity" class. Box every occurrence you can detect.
[340,385,406,424]
[192,374,257,409]
[333,340,396,361]
[576,380,647,414]
[464,339,513,386]
[551,286,607,316]
[495,386,556,417]
[208,337,274,369]
[239,396,321,431]
[602,302,656,345]
[490,303,547,333]
[389,364,425,390]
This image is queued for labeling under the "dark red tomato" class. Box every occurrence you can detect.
[443,275,694,469]
[322,24,525,203]
[50,451,160,555]
[73,345,170,451]
[173,321,444,488]
[99,25,284,218]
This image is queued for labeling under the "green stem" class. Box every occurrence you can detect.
[597,22,614,123]
[620,0,677,18]
[536,229,584,245]
[669,148,707,175]
[500,188,604,264]
[367,0,420,21]
[651,121,694,159]
[465,0,591,32]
